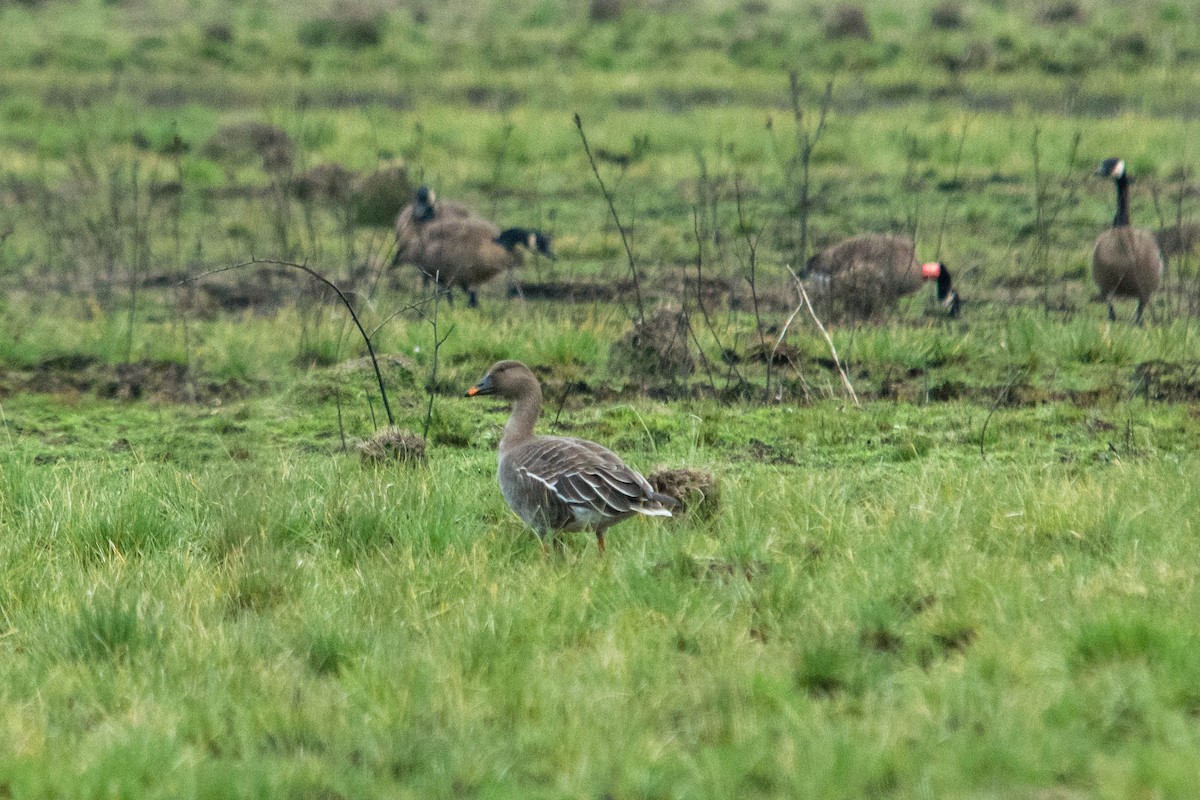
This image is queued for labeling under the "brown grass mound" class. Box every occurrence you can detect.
[202,121,295,176]
[1038,0,1086,25]
[294,163,357,203]
[609,307,694,383]
[648,467,719,519]
[353,162,412,227]
[825,4,872,41]
[359,426,426,465]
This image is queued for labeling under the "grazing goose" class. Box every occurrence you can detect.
[1155,222,1200,261]
[466,360,675,553]
[392,186,478,268]
[416,217,555,307]
[1092,158,1164,324]
[805,233,960,319]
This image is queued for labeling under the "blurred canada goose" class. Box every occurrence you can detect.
[391,186,478,268]
[1092,158,1163,324]
[416,217,555,307]
[1155,221,1200,261]
[805,233,960,319]
[466,360,675,553]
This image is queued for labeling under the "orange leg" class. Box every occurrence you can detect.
[596,532,606,554]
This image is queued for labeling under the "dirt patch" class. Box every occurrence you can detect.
[518,280,634,302]
[0,356,251,404]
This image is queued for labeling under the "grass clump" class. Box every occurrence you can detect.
[68,589,163,661]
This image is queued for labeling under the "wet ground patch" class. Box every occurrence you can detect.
[0,356,253,404]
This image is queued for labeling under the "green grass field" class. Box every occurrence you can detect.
[1,0,1200,797]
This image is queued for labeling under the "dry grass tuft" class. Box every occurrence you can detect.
[609,307,694,383]
[359,426,427,465]
[202,121,295,176]
[648,467,719,519]
[824,5,872,41]
[353,162,412,227]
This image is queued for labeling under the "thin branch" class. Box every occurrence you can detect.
[934,117,971,261]
[789,267,859,408]
[185,258,394,426]
[574,112,645,325]
[979,370,1021,459]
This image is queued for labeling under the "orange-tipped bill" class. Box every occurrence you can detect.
[466,373,494,397]
[921,262,942,280]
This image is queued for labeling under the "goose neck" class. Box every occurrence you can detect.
[501,383,542,449]
[1113,174,1130,227]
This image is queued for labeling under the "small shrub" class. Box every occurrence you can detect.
[1038,0,1086,25]
[352,162,412,227]
[202,22,234,44]
[824,5,872,42]
[298,14,386,49]
[588,0,623,22]
[608,307,694,384]
[202,121,295,176]
[930,2,965,30]
[293,163,357,204]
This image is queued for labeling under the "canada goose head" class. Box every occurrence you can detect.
[466,359,539,399]
[921,262,961,318]
[1095,158,1125,180]
[496,228,557,260]
[412,186,436,222]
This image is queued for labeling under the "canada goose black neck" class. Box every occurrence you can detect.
[935,265,962,318]
[1112,173,1131,228]
[413,186,436,222]
[496,228,533,252]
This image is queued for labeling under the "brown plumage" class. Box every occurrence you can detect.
[1092,158,1164,324]
[1155,222,1200,261]
[415,218,555,307]
[392,186,478,268]
[805,233,959,319]
[466,360,675,553]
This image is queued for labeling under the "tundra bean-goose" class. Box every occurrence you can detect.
[805,233,960,319]
[466,360,675,553]
[416,217,554,307]
[1092,158,1164,324]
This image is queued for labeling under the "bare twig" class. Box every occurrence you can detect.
[734,179,773,399]
[415,272,455,443]
[186,259,395,426]
[574,112,645,325]
[691,207,748,396]
[768,292,812,404]
[933,118,971,261]
[979,369,1021,459]
[788,73,834,267]
[790,267,859,407]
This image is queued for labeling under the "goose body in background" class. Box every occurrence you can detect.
[415,217,554,307]
[1092,158,1163,324]
[466,360,675,553]
[392,186,478,268]
[805,233,960,319]
[1154,221,1200,261]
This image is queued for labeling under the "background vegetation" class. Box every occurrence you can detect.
[0,0,1199,796]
